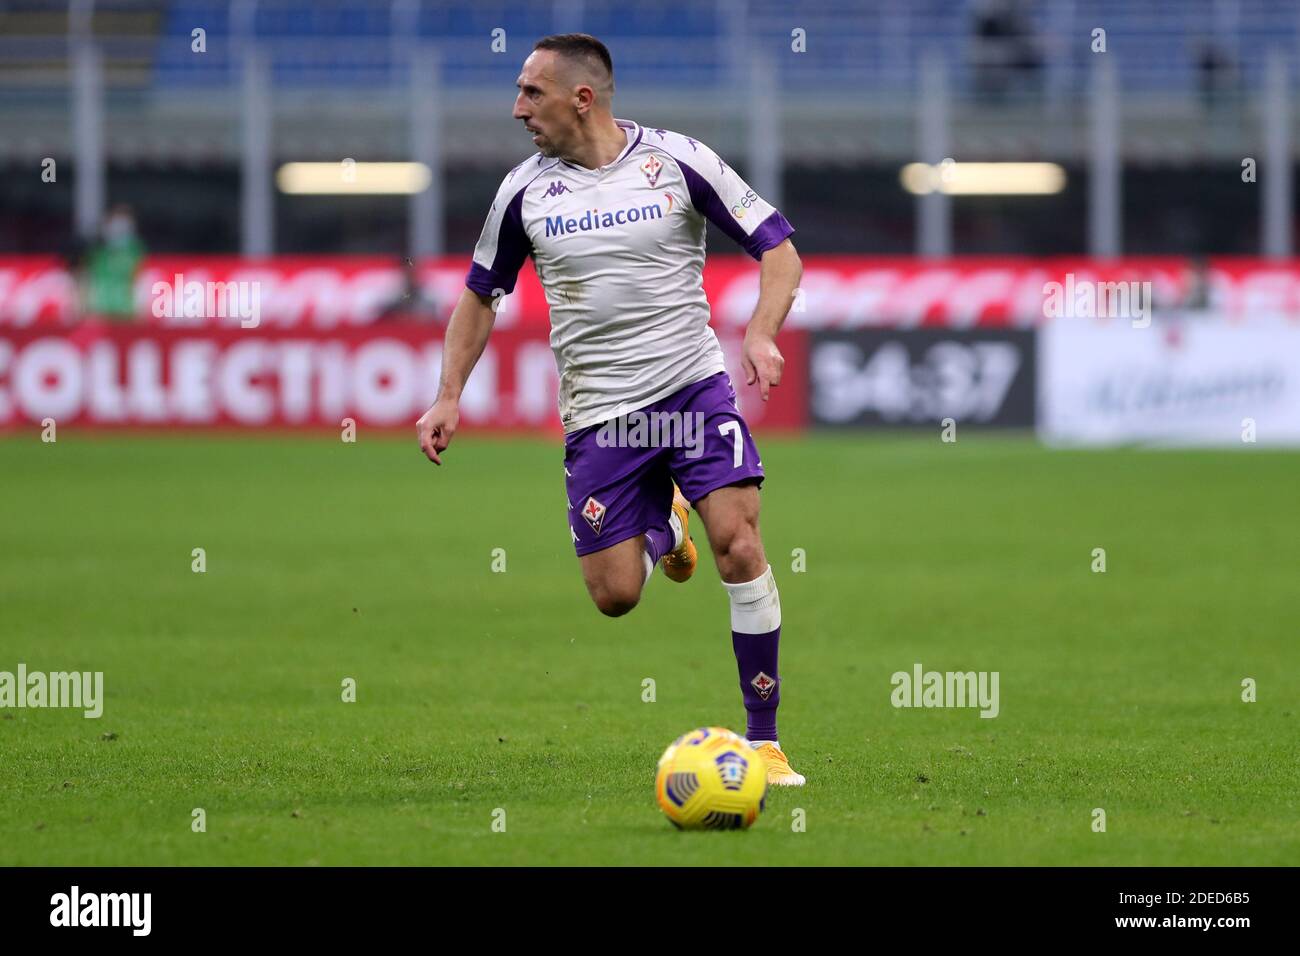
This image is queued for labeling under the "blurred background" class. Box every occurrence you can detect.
[1,0,1299,444]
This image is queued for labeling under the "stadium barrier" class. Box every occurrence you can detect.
[1038,317,1300,447]
[808,329,1036,428]
[0,324,806,432]
[3,256,1300,443]
[8,255,1300,329]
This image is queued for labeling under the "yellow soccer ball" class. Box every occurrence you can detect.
[655,726,768,830]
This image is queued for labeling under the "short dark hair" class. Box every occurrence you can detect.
[533,33,614,88]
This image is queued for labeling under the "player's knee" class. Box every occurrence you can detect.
[714,527,765,579]
[589,581,641,617]
[594,591,639,617]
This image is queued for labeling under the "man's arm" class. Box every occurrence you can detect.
[659,133,798,399]
[416,287,498,464]
[743,238,802,401]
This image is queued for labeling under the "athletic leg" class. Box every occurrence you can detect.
[671,372,805,785]
[578,535,655,617]
[565,425,676,617]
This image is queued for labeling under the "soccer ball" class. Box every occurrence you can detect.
[655,726,768,830]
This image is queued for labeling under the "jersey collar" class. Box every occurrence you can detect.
[559,119,642,175]
[612,119,643,163]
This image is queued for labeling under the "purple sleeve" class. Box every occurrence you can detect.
[465,188,532,296]
[676,158,795,261]
[739,210,796,260]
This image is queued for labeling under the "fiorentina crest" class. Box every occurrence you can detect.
[581,495,607,534]
[750,671,777,701]
[640,154,663,187]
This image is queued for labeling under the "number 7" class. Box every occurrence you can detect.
[718,421,743,468]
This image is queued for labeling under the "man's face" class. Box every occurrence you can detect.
[513,50,575,158]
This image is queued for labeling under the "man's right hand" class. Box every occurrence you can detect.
[416,398,459,465]
[417,288,498,465]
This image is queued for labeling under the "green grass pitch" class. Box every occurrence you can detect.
[1,433,1296,865]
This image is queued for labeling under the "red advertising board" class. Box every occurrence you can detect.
[0,323,807,432]
[7,255,1300,329]
[3,252,1295,432]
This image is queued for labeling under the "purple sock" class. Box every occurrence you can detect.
[733,627,780,742]
[642,524,675,564]
[724,566,782,743]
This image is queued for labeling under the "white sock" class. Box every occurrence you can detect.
[642,549,654,585]
[747,739,779,749]
[722,564,781,633]
[668,510,684,550]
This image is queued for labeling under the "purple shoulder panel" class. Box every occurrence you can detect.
[674,157,795,260]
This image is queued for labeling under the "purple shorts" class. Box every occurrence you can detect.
[564,371,765,556]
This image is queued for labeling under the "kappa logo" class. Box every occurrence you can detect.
[641,154,664,188]
[543,180,570,199]
[581,495,607,534]
[750,671,777,700]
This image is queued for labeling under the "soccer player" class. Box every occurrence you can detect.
[416,34,805,786]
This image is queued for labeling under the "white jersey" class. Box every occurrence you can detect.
[467,119,794,432]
